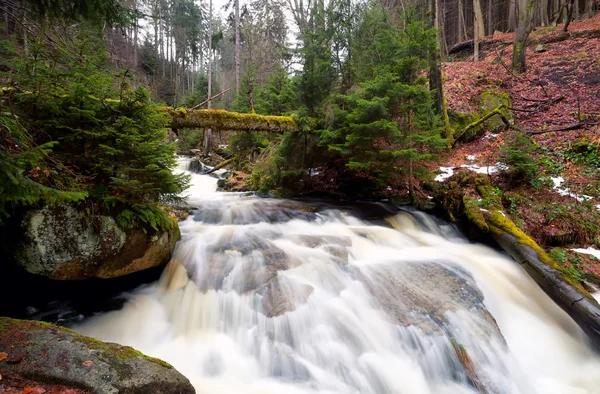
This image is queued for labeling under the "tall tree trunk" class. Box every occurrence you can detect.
[563,0,575,31]
[512,0,536,73]
[487,0,493,34]
[509,0,518,30]
[204,0,213,157]
[553,0,565,24]
[473,0,485,60]
[235,0,240,95]
[458,0,468,41]
[429,0,454,143]
[586,0,594,16]
[540,0,550,25]
[133,0,138,77]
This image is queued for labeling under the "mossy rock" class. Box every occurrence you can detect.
[14,204,180,280]
[481,90,513,133]
[450,111,483,142]
[0,317,194,393]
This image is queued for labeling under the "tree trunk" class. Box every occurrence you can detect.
[539,0,549,24]
[563,0,575,31]
[458,0,468,41]
[512,0,536,73]
[509,0,518,30]
[133,0,138,71]
[487,0,493,34]
[204,0,214,157]
[235,0,241,95]
[586,0,594,16]
[473,0,485,60]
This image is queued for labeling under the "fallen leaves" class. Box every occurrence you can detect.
[0,352,8,361]
[82,360,93,367]
[23,387,46,394]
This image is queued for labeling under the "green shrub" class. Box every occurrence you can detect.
[499,131,538,186]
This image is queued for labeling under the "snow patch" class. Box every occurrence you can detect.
[571,248,600,260]
[435,163,508,182]
[435,167,455,182]
[550,176,593,203]
[465,155,477,161]
[460,163,508,175]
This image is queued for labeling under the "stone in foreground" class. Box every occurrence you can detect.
[0,317,195,394]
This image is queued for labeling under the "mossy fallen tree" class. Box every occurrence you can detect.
[167,108,298,133]
[437,172,600,348]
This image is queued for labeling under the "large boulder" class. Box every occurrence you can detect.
[14,204,179,280]
[0,317,195,394]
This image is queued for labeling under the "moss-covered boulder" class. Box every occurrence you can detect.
[14,204,180,280]
[0,317,195,393]
[480,90,513,133]
[450,111,483,142]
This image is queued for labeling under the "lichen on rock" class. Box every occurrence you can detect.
[14,204,180,280]
[0,317,195,394]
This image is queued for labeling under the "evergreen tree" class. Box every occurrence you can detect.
[318,7,446,198]
[1,26,188,230]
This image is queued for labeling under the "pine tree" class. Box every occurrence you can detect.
[318,7,446,198]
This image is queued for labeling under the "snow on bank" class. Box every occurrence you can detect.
[434,163,508,182]
[550,177,594,204]
[571,247,600,260]
[434,167,455,182]
[461,163,508,175]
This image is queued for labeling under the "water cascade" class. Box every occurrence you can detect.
[76,158,600,394]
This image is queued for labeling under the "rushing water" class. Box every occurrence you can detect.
[76,157,600,394]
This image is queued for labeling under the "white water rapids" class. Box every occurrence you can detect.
[76,157,600,394]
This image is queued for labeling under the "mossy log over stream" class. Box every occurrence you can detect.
[167,108,298,132]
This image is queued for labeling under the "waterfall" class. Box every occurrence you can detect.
[75,158,600,394]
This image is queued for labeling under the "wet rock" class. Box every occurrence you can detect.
[357,262,501,337]
[15,204,179,280]
[259,277,314,317]
[193,232,295,293]
[0,317,195,394]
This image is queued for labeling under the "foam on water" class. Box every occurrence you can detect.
[76,157,600,394]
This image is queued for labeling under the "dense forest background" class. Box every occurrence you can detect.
[0,0,598,224]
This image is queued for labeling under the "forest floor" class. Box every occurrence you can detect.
[439,14,600,282]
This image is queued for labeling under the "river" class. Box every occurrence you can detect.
[76,157,600,394]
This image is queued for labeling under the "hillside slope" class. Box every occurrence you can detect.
[440,15,600,283]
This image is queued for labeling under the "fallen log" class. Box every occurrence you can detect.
[464,198,600,349]
[205,157,234,174]
[168,108,298,133]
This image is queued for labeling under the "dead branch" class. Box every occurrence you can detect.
[525,120,599,135]
[190,88,231,110]
[204,157,234,174]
